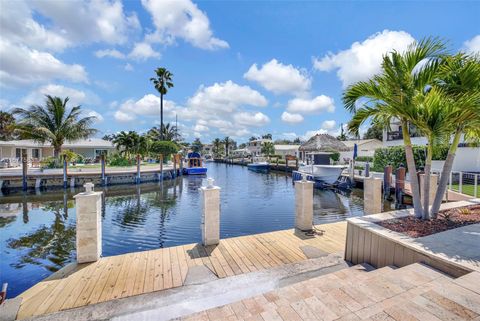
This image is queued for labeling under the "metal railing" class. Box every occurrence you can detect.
[449,171,479,198]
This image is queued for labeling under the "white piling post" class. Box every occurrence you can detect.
[200,178,221,246]
[295,174,314,231]
[74,182,102,263]
[364,177,382,214]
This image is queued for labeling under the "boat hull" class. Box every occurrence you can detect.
[182,167,207,175]
[247,163,270,173]
[294,165,347,185]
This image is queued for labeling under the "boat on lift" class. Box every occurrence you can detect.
[293,152,347,186]
[182,152,207,175]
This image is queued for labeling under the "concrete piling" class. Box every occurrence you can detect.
[101,154,106,186]
[364,177,383,214]
[135,155,141,184]
[295,176,314,231]
[63,155,68,189]
[74,183,102,263]
[22,151,28,191]
[383,165,392,199]
[200,178,220,246]
[365,162,370,178]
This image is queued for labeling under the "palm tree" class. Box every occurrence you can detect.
[147,123,178,142]
[223,136,232,157]
[13,95,97,158]
[430,54,480,218]
[261,141,275,157]
[0,111,16,140]
[113,131,135,159]
[150,68,174,140]
[343,37,447,219]
[212,138,223,158]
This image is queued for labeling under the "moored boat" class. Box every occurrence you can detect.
[293,164,347,185]
[247,161,270,173]
[182,152,207,175]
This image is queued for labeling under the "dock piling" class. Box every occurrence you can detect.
[74,183,102,263]
[395,165,406,205]
[22,151,28,191]
[63,155,68,189]
[200,178,221,246]
[365,162,370,177]
[364,177,383,214]
[101,154,106,186]
[135,155,141,184]
[295,175,314,231]
[383,165,392,199]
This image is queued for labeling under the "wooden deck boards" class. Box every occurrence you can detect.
[16,221,347,320]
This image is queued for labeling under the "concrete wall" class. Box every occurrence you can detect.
[452,147,480,172]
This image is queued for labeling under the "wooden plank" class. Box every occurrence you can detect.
[73,257,110,307]
[109,252,135,300]
[196,244,217,275]
[170,246,184,287]
[236,236,271,269]
[132,251,149,296]
[217,242,243,275]
[248,235,283,266]
[176,245,190,282]
[120,252,141,299]
[182,244,197,268]
[16,281,60,319]
[204,245,228,278]
[222,238,255,273]
[230,236,264,271]
[97,255,126,303]
[163,247,173,289]
[255,234,292,265]
[153,249,165,291]
[143,250,156,293]
[86,256,119,305]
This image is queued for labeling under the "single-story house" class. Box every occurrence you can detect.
[342,139,383,158]
[0,138,115,162]
[274,145,300,158]
[299,134,350,164]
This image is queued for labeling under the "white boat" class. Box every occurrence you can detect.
[247,161,270,173]
[296,164,347,184]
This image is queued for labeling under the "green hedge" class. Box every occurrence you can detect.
[355,156,373,162]
[373,146,426,172]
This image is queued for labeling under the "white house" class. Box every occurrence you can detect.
[0,138,115,162]
[274,145,300,158]
[246,138,272,156]
[342,139,383,158]
[383,121,480,172]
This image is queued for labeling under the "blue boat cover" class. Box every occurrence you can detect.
[187,152,201,158]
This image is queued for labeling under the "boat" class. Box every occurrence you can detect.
[247,161,270,173]
[182,152,207,175]
[293,164,347,185]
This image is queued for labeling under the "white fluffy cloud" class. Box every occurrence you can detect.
[233,112,270,127]
[0,39,88,86]
[128,42,161,61]
[85,110,104,123]
[141,0,228,50]
[463,35,480,54]
[114,94,178,122]
[313,30,415,87]
[281,112,304,124]
[244,59,311,95]
[95,49,126,59]
[187,81,268,113]
[321,120,336,130]
[286,95,335,114]
[22,84,100,106]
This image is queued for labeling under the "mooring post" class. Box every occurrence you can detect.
[179,155,183,176]
[383,165,392,199]
[22,150,28,191]
[74,183,102,263]
[173,155,177,178]
[365,162,370,178]
[63,155,68,189]
[295,175,314,231]
[349,160,354,183]
[419,173,438,206]
[135,155,141,184]
[200,178,220,246]
[364,177,383,214]
[395,165,406,205]
[159,154,164,181]
[101,154,106,186]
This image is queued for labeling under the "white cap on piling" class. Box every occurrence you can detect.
[84,182,94,193]
[207,177,214,189]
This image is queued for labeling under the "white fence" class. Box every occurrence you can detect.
[449,171,479,198]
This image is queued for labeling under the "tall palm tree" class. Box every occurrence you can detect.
[13,95,97,158]
[150,68,174,140]
[223,136,232,157]
[343,37,447,219]
[430,54,480,217]
[212,138,223,158]
[147,123,177,142]
[0,111,16,140]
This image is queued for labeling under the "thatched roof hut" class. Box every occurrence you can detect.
[299,134,350,152]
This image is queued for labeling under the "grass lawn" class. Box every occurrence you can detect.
[450,184,478,197]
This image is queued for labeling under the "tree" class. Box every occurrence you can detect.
[212,138,224,158]
[13,95,97,158]
[147,123,178,142]
[262,133,272,140]
[151,141,179,159]
[337,123,347,141]
[293,137,302,144]
[363,122,383,141]
[261,141,275,156]
[102,134,115,141]
[150,67,174,140]
[191,138,203,153]
[429,54,480,217]
[249,136,257,142]
[112,131,150,159]
[343,37,447,219]
[0,111,16,140]
[223,136,234,157]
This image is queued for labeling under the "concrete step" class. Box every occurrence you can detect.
[453,271,480,295]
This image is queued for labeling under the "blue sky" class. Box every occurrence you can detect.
[1,0,479,143]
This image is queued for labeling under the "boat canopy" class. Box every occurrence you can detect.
[187,152,201,159]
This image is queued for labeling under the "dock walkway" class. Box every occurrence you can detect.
[15,221,347,320]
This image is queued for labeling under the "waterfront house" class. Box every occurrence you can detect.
[383,119,480,172]
[342,139,382,158]
[0,138,115,165]
[298,134,350,163]
[246,138,272,156]
[274,144,300,158]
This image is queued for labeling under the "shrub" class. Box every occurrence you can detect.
[329,151,340,162]
[372,146,426,172]
[41,156,61,169]
[107,153,132,167]
[355,156,373,162]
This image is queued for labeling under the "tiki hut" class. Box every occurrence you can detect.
[299,134,350,164]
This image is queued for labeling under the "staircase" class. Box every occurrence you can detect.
[178,263,480,321]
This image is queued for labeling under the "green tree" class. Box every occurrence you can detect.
[151,141,179,159]
[363,122,383,141]
[212,138,224,158]
[13,95,97,158]
[262,133,272,140]
[337,123,347,141]
[147,123,178,142]
[150,67,174,140]
[223,136,233,157]
[0,111,16,140]
[249,136,257,142]
[191,138,203,153]
[343,37,446,219]
[261,141,275,156]
[113,131,150,159]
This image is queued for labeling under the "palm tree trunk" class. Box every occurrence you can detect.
[402,121,423,218]
[422,140,433,220]
[160,93,164,141]
[430,129,462,218]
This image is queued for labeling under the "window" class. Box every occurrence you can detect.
[95,149,108,157]
[32,149,40,159]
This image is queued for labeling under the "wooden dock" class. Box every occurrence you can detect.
[15,221,347,320]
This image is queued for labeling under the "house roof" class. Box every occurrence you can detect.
[274,145,300,151]
[342,139,382,148]
[0,138,114,149]
[299,134,350,152]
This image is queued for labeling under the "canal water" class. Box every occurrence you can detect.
[0,162,377,298]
